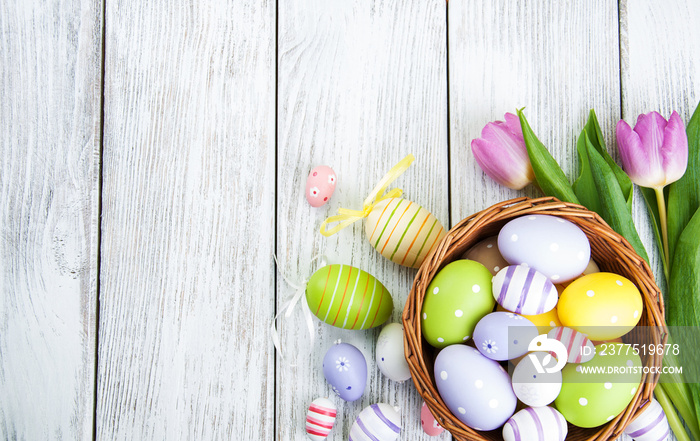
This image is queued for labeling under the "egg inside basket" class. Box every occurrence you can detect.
[402,197,667,441]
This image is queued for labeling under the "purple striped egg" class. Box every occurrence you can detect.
[492,265,558,315]
[349,403,401,441]
[547,326,595,363]
[503,406,567,441]
[623,399,670,441]
[305,397,336,441]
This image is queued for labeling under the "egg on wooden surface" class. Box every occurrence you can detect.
[420,402,444,436]
[364,197,446,268]
[305,397,337,441]
[349,403,402,441]
[434,345,517,431]
[322,342,367,402]
[306,264,393,330]
[547,327,595,363]
[306,166,337,207]
[623,399,670,441]
[558,272,643,341]
[462,236,509,275]
[421,260,494,348]
[492,265,558,315]
[472,312,539,361]
[555,343,642,428]
[502,406,568,441]
[376,323,410,382]
[512,352,562,407]
[498,214,591,283]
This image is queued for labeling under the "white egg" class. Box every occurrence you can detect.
[512,352,562,407]
[376,323,411,382]
[349,403,401,441]
[503,406,567,441]
[623,399,670,441]
[305,397,337,441]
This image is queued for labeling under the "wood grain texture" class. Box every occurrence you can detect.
[0,0,102,439]
[97,1,276,439]
[276,0,448,439]
[449,0,622,223]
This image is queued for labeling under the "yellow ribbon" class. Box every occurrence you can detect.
[320,154,415,236]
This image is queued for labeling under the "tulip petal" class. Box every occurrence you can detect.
[617,118,665,188]
[661,111,688,185]
[481,121,530,165]
[471,137,532,190]
[504,112,525,144]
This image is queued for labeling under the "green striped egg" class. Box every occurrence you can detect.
[364,197,447,268]
[306,264,393,330]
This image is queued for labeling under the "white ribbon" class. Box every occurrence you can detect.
[271,254,327,365]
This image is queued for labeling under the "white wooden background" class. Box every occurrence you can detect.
[1,0,699,439]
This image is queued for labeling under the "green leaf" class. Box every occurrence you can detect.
[639,186,669,280]
[573,128,602,213]
[517,109,580,204]
[668,100,700,266]
[668,207,700,429]
[584,131,649,262]
[583,109,634,211]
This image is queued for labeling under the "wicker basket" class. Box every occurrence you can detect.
[402,197,667,441]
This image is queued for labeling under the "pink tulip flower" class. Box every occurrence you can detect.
[616,111,688,189]
[471,113,535,190]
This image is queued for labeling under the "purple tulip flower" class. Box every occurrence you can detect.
[616,111,688,189]
[471,113,535,190]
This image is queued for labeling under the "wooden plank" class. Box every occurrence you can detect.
[0,0,102,439]
[449,0,622,221]
[276,1,448,439]
[620,0,700,293]
[97,1,276,439]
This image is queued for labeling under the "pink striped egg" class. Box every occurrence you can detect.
[305,397,337,441]
[503,406,567,441]
[623,399,670,441]
[547,327,595,363]
[349,403,402,441]
[420,402,444,436]
[492,265,558,315]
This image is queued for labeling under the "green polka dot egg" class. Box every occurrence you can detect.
[420,260,494,348]
[554,343,642,428]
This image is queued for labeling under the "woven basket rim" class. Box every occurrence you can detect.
[402,197,667,441]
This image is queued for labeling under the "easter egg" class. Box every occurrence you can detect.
[305,397,337,441]
[421,260,494,348]
[521,307,562,334]
[434,345,517,431]
[306,264,393,330]
[364,197,446,268]
[472,312,539,361]
[503,407,568,441]
[322,342,367,401]
[349,403,401,441]
[555,343,642,427]
[420,402,444,436]
[547,327,595,363]
[306,166,337,207]
[492,265,558,315]
[376,323,411,382]
[558,272,643,341]
[462,236,509,275]
[512,352,562,407]
[623,399,670,441]
[498,214,591,283]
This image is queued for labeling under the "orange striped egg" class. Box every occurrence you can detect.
[306,264,394,330]
[364,197,446,268]
[305,397,337,440]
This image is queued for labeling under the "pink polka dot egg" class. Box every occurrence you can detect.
[305,165,337,207]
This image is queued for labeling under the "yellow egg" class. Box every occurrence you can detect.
[558,273,643,341]
[521,308,563,334]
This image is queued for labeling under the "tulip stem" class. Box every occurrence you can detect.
[655,187,671,279]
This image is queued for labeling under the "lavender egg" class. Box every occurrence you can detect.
[473,312,539,361]
[349,403,401,441]
[322,342,367,402]
[623,399,670,441]
[492,265,558,315]
[434,345,516,431]
[498,214,590,283]
[503,407,567,441]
